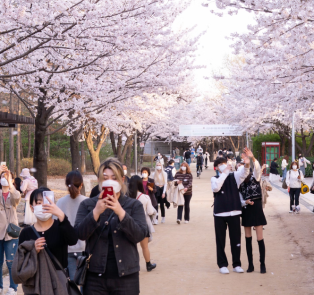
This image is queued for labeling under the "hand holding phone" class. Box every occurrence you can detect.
[102,181,114,199]
[43,191,55,204]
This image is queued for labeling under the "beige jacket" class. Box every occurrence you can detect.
[261,177,272,208]
[167,181,185,208]
[0,187,21,241]
[136,192,156,235]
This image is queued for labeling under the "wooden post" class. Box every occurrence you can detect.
[16,99,21,175]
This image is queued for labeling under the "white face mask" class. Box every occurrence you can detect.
[156,166,162,170]
[292,165,297,170]
[219,164,227,173]
[0,177,9,187]
[181,166,187,171]
[102,179,122,193]
[33,205,52,221]
[158,155,162,159]
[142,173,148,178]
[124,170,127,175]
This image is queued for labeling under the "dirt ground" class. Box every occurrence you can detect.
[4,164,314,294]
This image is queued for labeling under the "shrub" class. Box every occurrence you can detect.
[277,156,314,178]
[21,158,71,177]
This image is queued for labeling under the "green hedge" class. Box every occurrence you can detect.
[277,157,314,177]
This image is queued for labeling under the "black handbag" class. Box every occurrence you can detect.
[2,196,21,238]
[74,212,114,286]
[31,226,81,295]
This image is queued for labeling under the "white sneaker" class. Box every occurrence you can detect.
[233,266,244,273]
[295,205,300,213]
[0,289,3,295]
[219,267,229,274]
[5,288,17,295]
[154,219,158,225]
[161,217,165,223]
[184,220,189,224]
[289,210,293,213]
[177,219,181,224]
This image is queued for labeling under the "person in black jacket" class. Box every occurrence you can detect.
[75,158,147,295]
[196,153,204,176]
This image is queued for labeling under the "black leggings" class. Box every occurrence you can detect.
[177,195,192,221]
[155,186,166,217]
[289,188,300,210]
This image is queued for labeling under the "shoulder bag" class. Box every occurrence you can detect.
[31,226,81,295]
[74,211,114,286]
[2,196,21,238]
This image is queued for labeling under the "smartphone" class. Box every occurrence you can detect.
[102,183,114,199]
[0,162,6,166]
[43,191,55,204]
[266,164,269,168]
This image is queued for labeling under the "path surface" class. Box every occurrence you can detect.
[4,164,314,294]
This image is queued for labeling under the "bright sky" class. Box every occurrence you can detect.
[174,0,254,96]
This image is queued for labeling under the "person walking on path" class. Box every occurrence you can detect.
[15,187,78,295]
[298,154,310,177]
[152,161,168,224]
[196,152,204,176]
[281,155,289,182]
[0,167,21,295]
[269,158,279,182]
[74,158,147,295]
[174,162,193,224]
[191,146,196,163]
[56,170,87,281]
[129,176,157,272]
[286,161,304,213]
[239,158,267,274]
[20,168,38,225]
[141,167,158,216]
[211,148,251,274]
[184,149,191,166]
[203,152,210,169]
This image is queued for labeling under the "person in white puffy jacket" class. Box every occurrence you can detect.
[128,175,157,272]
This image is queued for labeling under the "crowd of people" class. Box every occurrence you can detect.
[1,144,312,294]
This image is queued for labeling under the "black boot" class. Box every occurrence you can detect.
[146,261,157,272]
[246,237,254,272]
[258,239,266,273]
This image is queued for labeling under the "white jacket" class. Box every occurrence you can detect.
[286,169,304,188]
[166,181,185,208]
[281,159,288,170]
[20,176,38,201]
[299,157,311,168]
[152,171,168,194]
[136,192,156,235]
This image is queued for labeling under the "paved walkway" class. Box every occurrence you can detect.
[3,164,314,294]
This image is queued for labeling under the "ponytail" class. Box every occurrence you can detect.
[65,170,83,199]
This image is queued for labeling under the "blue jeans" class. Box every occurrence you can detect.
[68,252,83,293]
[0,239,18,291]
[282,168,287,181]
[186,158,191,166]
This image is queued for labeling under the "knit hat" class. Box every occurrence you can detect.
[20,168,31,178]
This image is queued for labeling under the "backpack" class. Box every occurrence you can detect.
[165,166,175,181]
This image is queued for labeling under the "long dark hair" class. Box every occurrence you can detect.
[128,175,144,199]
[65,170,83,199]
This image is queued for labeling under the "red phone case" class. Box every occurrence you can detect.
[102,186,114,199]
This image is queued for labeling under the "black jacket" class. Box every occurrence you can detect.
[270,161,279,175]
[75,195,148,277]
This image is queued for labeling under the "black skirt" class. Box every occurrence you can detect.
[242,199,267,227]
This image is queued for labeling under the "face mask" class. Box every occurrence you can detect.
[156,166,162,170]
[102,179,122,193]
[219,164,227,173]
[292,165,297,170]
[124,170,127,175]
[142,173,148,178]
[1,178,9,187]
[33,205,52,221]
[181,166,187,171]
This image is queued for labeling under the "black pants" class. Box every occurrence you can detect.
[214,215,241,268]
[155,186,167,217]
[197,165,202,172]
[177,195,192,221]
[83,272,139,295]
[289,188,301,210]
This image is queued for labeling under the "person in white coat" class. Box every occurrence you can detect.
[20,168,38,225]
[298,154,310,177]
[129,175,157,272]
[203,152,210,169]
[152,161,168,224]
[281,155,289,182]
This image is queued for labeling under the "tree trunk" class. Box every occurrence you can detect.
[81,141,86,174]
[27,125,31,158]
[70,132,81,171]
[9,93,15,173]
[281,136,286,156]
[125,144,133,173]
[16,100,21,176]
[33,100,51,187]
[110,132,117,157]
[0,130,3,161]
[47,131,50,159]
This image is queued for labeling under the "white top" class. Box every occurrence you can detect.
[281,159,288,170]
[211,165,250,216]
[152,171,168,194]
[286,170,304,188]
[299,157,310,168]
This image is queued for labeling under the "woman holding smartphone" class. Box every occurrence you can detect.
[141,167,158,211]
[75,158,147,295]
[286,161,304,213]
